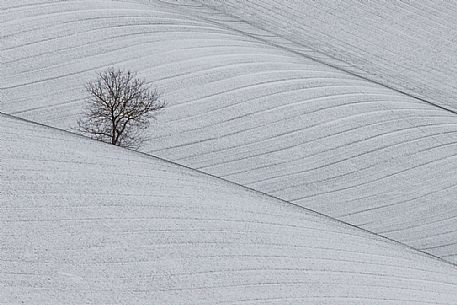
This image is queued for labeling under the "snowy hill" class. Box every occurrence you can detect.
[195,0,457,112]
[2,0,457,265]
[3,113,457,304]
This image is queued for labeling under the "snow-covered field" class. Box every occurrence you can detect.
[3,113,457,304]
[3,0,457,264]
[196,0,457,112]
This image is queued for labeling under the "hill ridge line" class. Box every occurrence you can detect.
[3,110,457,269]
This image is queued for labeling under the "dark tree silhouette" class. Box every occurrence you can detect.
[77,68,165,149]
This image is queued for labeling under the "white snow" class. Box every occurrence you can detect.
[196,0,457,112]
[2,0,457,266]
[2,113,457,304]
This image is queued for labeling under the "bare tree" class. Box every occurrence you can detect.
[77,68,165,149]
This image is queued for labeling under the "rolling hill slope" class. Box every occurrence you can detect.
[2,0,457,264]
[195,0,457,112]
[3,113,457,304]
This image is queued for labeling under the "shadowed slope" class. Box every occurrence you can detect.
[2,0,457,264]
[3,113,457,304]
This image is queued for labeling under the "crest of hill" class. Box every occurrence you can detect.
[2,113,457,304]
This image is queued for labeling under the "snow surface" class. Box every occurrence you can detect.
[2,113,457,304]
[195,0,457,112]
[2,0,457,265]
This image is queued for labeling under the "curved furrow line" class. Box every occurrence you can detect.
[289,151,457,202]
[151,93,413,142]
[0,1,154,20]
[242,129,457,194]
[4,55,296,109]
[7,42,284,76]
[423,241,457,252]
[4,49,304,107]
[3,38,308,82]
[162,82,391,122]
[5,19,210,46]
[0,247,444,275]
[4,48,308,89]
[215,122,456,179]
[3,32,259,66]
[405,227,457,246]
[380,210,457,239]
[4,67,356,119]
[162,107,447,161]
[1,50,350,90]
[1,4,204,23]
[2,13,206,38]
[291,154,457,226]
[338,182,457,220]
[240,122,457,187]
[0,1,71,11]
[164,78,384,110]
[298,142,457,198]
[159,85,411,125]
[287,160,455,206]
[209,297,452,305]
[151,104,391,154]
[178,106,446,168]
[2,23,234,51]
